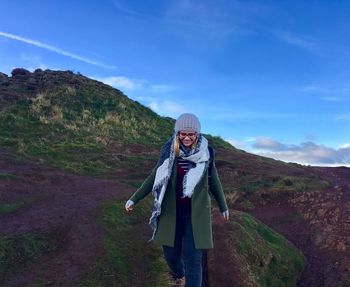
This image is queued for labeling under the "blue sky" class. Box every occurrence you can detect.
[1,0,350,166]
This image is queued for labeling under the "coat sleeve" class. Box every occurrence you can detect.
[129,167,156,205]
[208,151,228,213]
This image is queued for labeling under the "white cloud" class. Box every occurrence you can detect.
[249,137,350,166]
[335,115,350,121]
[322,96,343,102]
[147,100,184,116]
[91,75,181,116]
[300,85,350,94]
[96,76,147,91]
[244,137,257,143]
[0,31,115,69]
[273,30,320,52]
[94,75,176,95]
[148,101,159,112]
[280,32,317,49]
[299,85,350,101]
[253,137,287,151]
[225,139,247,150]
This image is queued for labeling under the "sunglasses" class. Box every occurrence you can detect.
[179,132,197,139]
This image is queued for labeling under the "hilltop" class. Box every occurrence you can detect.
[0,68,349,286]
[0,68,176,176]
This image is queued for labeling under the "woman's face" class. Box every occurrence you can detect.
[179,130,197,147]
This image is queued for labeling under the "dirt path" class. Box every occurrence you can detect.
[0,149,133,287]
[250,166,350,287]
[207,210,246,287]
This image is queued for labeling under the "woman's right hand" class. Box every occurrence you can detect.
[125,200,134,212]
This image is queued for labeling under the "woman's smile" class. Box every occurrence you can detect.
[179,131,197,147]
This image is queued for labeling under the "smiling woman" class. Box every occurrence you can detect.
[125,113,229,287]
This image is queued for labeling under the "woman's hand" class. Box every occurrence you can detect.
[125,200,134,212]
[222,210,229,221]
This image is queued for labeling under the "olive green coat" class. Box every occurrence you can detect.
[129,151,228,249]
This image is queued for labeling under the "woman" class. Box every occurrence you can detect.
[125,113,229,287]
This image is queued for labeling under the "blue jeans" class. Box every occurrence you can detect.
[163,214,203,287]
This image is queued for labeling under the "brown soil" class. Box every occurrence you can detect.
[250,166,350,287]
[207,210,248,287]
[0,148,133,287]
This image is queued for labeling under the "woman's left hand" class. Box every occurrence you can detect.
[222,210,229,221]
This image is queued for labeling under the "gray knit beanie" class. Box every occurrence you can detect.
[174,113,201,133]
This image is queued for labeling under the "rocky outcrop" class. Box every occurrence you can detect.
[11,68,31,77]
[0,68,123,111]
[0,72,8,79]
[287,167,350,286]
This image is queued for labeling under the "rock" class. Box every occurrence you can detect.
[0,72,8,79]
[11,68,31,77]
[317,209,327,217]
[314,233,325,246]
[336,242,347,252]
[329,216,339,224]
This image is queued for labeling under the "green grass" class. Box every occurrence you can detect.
[270,175,330,194]
[0,200,30,216]
[78,199,171,287]
[0,95,169,176]
[0,172,22,180]
[0,233,57,283]
[239,174,329,195]
[231,211,305,287]
[0,196,36,216]
[233,174,331,209]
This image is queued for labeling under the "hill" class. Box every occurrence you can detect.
[0,68,349,286]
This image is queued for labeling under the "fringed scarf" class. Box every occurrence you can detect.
[149,133,210,240]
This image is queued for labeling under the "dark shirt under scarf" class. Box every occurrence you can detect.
[176,157,192,216]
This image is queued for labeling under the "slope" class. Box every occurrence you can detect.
[1,68,343,286]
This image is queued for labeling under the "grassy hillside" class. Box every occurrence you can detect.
[207,210,305,287]
[0,69,173,175]
[0,68,330,210]
[0,69,234,176]
[231,211,304,286]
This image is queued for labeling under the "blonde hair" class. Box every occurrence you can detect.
[174,134,199,156]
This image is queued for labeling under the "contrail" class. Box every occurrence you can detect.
[0,31,116,69]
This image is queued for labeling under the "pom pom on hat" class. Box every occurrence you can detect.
[174,113,201,133]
